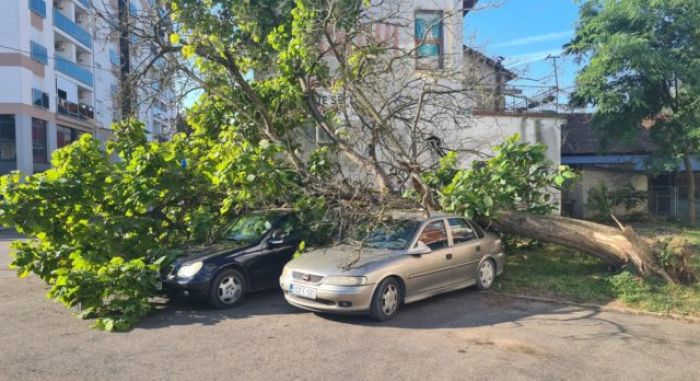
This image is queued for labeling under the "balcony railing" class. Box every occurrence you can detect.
[57,98,94,121]
[53,10,92,49]
[55,56,93,87]
[29,0,47,18]
[473,85,562,114]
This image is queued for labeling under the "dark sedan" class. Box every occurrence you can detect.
[162,210,303,308]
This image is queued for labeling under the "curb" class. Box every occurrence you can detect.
[494,292,700,325]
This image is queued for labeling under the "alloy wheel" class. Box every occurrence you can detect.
[382,284,399,315]
[479,260,494,288]
[218,275,243,304]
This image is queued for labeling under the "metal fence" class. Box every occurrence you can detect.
[649,185,700,219]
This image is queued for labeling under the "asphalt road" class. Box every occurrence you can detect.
[1,231,699,381]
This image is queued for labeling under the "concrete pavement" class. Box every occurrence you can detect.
[1,233,699,380]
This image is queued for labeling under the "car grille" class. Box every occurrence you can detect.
[291,271,324,284]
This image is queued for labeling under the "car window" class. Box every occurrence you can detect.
[223,214,278,243]
[470,221,485,239]
[365,219,421,250]
[448,218,478,245]
[275,215,302,241]
[416,220,449,250]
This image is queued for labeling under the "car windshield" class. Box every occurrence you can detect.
[363,219,420,250]
[222,214,278,244]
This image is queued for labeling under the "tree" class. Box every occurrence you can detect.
[166,0,684,281]
[567,0,700,225]
[1,0,693,330]
[0,119,301,330]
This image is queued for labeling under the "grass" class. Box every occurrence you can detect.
[495,236,700,317]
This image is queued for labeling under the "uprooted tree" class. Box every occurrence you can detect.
[0,0,693,330]
[166,0,683,279]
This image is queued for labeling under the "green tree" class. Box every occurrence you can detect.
[567,0,700,225]
[0,119,300,330]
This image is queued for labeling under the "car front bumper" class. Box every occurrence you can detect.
[162,275,211,301]
[279,276,375,314]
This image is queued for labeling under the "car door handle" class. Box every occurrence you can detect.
[476,245,481,252]
[446,253,453,260]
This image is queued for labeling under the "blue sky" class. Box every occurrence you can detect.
[465,0,581,96]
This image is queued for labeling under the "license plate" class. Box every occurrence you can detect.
[289,283,317,300]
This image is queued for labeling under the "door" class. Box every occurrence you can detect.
[404,219,456,296]
[247,216,301,290]
[447,218,481,284]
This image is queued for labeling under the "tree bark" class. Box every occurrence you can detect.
[488,210,674,283]
[683,152,696,226]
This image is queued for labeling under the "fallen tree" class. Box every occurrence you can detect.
[433,136,687,284]
[487,211,674,283]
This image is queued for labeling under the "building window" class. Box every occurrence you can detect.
[31,118,47,163]
[129,1,138,16]
[415,11,443,70]
[30,41,48,65]
[32,88,49,109]
[57,125,77,148]
[109,49,121,66]
[29,0,47,18]
[0,115,16,161]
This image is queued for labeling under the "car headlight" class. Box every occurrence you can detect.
[281,266,292,278]
[323,276,367,286]
[177,261,203,278]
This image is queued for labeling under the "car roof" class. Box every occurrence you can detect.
[388,210,463,222]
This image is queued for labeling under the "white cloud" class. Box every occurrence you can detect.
[492,30,573,48]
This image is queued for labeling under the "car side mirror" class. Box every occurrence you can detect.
[268,230,286,246]
[406,241,432,255]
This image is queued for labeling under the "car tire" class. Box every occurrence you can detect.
[208,268,247,308]
[476,258,496,290]
[369,277,401,321]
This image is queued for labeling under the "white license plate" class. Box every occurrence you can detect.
[290,283,317,300]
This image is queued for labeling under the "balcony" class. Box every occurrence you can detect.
[53,10,92,49]
[55,56,93,87]
[57,97,94,120]
[29,0,47,18]
[473,85,561,114]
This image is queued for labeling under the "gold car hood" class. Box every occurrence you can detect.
[289,244,401,275]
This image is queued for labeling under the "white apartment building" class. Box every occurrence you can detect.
[0,0,175,175]
[310,0,564,195]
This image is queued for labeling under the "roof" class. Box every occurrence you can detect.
[561,114,656,155]
[561,154,700,172]
[463,46,517,81]
[464,0,478,15]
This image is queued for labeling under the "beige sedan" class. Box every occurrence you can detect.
[279,214,505,320]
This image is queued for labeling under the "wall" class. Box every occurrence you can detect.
[565,168,649,219]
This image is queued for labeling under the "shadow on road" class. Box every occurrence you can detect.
[138,289,303,329]
[139,285,641,341]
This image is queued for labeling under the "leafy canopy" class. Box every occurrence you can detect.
[0,119,300,330]
[567,0,700,158]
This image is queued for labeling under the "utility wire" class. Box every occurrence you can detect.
[0,43,132,74]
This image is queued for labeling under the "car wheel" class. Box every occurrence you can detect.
[209,269,247,308]
[477,259,496,290]
[369,277,401,321]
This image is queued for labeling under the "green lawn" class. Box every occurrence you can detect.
[495,236,700,317]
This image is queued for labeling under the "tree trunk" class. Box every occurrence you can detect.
[488,210,674,283]
[683,152,696,226]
